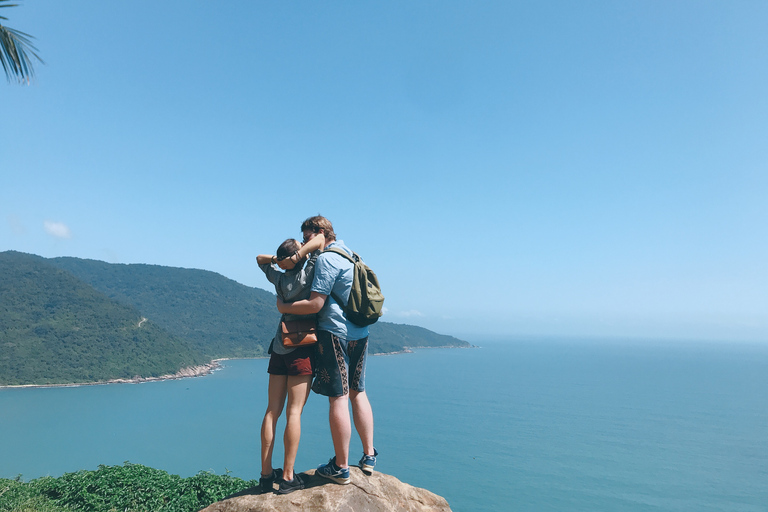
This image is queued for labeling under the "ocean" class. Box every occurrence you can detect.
[1,338,767,511]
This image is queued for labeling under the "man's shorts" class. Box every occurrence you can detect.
[311,330,368,397]
[267,345,314,376]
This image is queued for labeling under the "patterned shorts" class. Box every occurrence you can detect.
[311,330,368,397]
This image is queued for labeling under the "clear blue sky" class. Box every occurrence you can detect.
[3,1,767,343]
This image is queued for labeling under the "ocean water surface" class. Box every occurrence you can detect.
[1,338,767,511]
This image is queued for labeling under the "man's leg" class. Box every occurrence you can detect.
[261,374,288,476]
[282,374,312,481]
[350,389,374,456]
[313,331,352,483]
[348,337,375,463]
[329,394,351,467]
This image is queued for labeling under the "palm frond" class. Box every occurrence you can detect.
[0,1,21,22]
[0,0,42,83]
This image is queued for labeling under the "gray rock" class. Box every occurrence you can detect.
[199,467,452,512]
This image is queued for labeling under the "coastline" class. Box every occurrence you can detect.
[371,344,477,356]
[1,345,475,389]
[0,361,224,390]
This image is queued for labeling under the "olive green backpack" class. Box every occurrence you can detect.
[324,247,384,327]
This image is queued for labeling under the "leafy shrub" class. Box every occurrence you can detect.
[0,463,258,512]
[0,477,65,512]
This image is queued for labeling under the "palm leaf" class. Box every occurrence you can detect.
[0,0,43,83]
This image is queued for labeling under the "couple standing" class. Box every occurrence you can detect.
[256,215,377,494]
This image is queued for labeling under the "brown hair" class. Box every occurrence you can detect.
[276,239,301,260]
[301,215,336,241]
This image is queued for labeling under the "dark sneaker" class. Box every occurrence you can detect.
[316,457,351,484]
[259,468,282,492]
[358,448,378,474]
[277,473,305,495]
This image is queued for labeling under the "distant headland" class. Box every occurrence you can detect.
[0,251,470,387]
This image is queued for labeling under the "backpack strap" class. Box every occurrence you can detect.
[323,246,357,263]
[322,246,356,310]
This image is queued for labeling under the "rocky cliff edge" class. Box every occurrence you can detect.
[199,467,452,512]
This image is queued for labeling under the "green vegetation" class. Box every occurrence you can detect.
[49,256,278,361]
[369,321,470,354]
[47,253,470,358]
[0,252,207,386]
[0,462,257,512]
[1,250,470,386]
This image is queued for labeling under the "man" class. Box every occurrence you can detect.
[276,215,377,484]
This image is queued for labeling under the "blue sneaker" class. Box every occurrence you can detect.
[358,448,378,474]
[316,457,350,484]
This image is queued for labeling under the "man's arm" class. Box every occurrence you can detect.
[277,291,327,315]
[278,234,325,270]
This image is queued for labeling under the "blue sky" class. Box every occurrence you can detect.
[3,1,767,343]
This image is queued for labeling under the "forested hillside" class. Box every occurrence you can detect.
[49,256,277,360]
[0,252,207,386]
[48,254,470,356]
[0,251,470,386]
[368,321,469,353]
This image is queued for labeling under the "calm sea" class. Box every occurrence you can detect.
[1,338,767,512]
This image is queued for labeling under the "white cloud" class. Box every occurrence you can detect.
[44,221,72,239]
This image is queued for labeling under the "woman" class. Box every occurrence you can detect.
[255,233,324,494]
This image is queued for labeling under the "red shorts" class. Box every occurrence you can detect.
[267,345,314,376]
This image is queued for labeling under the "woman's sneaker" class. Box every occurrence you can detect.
[358,448,378,475]
[316,457,350,484]
[259,468,282,492]
[277,473,305,495]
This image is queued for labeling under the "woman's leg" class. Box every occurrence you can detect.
[282,374,312,481]
[261,374,288,476]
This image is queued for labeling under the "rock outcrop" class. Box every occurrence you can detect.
[199,467,452,512]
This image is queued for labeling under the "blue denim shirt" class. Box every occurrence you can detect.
[311,240,370,341]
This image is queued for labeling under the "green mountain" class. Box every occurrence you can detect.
[48,255,278,361]
[1,251,469,386]
[0,252,207,386]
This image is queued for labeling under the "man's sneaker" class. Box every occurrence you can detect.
[358,448,378,475]
[316,457,351,484]
[259,468,282,492]
[277,473,305,495]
